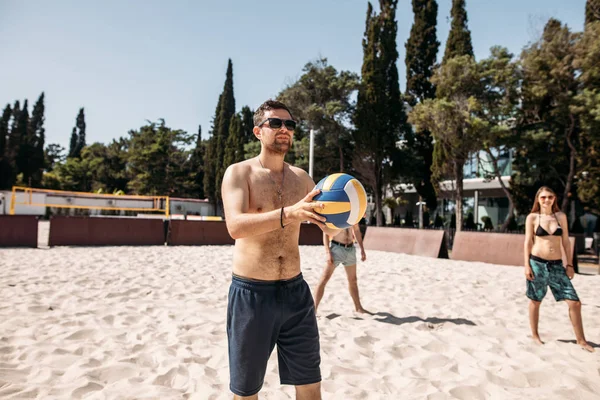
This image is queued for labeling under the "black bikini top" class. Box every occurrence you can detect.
[535,213,562,237]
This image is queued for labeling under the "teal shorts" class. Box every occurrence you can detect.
[526,255,579,302]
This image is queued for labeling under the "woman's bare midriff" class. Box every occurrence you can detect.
[531,236,563,261]
[232,224,302,281]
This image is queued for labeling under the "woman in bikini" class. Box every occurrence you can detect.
[523,186,594,352]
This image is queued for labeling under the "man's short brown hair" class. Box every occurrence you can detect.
[253,99,295,127]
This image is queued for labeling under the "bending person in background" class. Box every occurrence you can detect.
[523,186,594,352]
[314,224,367,314]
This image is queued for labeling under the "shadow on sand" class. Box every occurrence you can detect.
[372,312,476,327]
[557,339,600,348]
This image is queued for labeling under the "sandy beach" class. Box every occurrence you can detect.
[1,235,599,399]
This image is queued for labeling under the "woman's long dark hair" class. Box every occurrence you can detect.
[531,186,560,214]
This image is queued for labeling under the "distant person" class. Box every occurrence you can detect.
[221,99,340,399]
[523,186,594,352]
[314,224,367,314]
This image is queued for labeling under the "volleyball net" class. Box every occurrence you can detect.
[9,186,170,217]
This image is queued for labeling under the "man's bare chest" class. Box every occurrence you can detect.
[248,175,306,212]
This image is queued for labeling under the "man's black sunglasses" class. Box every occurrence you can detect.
[257,118,297,131]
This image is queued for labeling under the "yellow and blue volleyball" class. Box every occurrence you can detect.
[313,173,367,229]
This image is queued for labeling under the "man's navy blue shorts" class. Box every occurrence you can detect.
[227,273,321,397]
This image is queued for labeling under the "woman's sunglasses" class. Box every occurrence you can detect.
[540,195,555,200]
[257,118,297,131]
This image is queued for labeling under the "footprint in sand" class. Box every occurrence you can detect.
[71,382,103,398]
[65,329,99,341]
[449,385,487,400]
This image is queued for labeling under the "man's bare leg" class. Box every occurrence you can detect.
[296,382,322,400]
[529,299,544,345]
[566,299,595,352]
[314,262,335,312]
[344,265,366,313]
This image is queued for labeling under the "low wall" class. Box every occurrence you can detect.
[167,221,324,245]
[363,227,448,258]
[49,216,165,246]
[451,231,578,270]
[167,220,234,245]
[0,215,38,248]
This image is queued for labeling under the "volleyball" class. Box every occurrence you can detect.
[313,173,368,229]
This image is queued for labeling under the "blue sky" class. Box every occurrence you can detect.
[0,0,587,151]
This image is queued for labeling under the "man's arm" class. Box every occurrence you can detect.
[222,164,283,239]
[352,224,367,261]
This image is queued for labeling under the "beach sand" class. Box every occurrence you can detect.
[1,237,599,399]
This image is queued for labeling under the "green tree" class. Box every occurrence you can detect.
[127,119,193,196]
[404,0,440,211]
[477,47,521,231]
[14,100,30,186]
[222,114,244,170]
[443,0,474,64]
[408,55,485,231]
[586,0,600,26]
[354,0,410,226]
[27,92,46,186]
[68,108,86,158]
[512,19,580,213]
[68,127,78,158]
[575,21,600,212]
[277,58,359,177]
[205,59,236,206]
[239,106,255,148]
[188,125,206,199]
[44,143,66,173]
[0,104,12,189]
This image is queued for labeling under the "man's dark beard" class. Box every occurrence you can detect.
[265,139,292,155]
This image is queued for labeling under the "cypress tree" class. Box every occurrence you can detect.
[75,108,86,156]
[223,114,244,169]
[14,100,30,185]
[405,0,440,211]
[586,0,600,26]
[354,0,409,226]
[28,92,45,186]
[240,106,255,147]
[68,127,78,158]
[0,104,12,189]
[215,60,236,202]
[190,125,205,199]
[443,0,474,64]
[204,59,236,207]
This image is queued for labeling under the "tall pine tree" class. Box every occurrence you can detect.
[404,0,440,211]
[189,125,205,199]
[586,0,600,26]
[27,92,45,186]
[68,127,78,158]
[354,0,409,226]
[14,100,30,185]
[223,114,244,169]
[443,0,474,64]
[0,104,12,189]
[205,59,236,207]
[75,108,86,156]
[68,108,86,158]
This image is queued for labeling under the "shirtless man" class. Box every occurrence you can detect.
[221,99,340,399]
[314,224,367,313]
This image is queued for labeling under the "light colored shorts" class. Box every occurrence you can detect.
[330,242,357,267]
